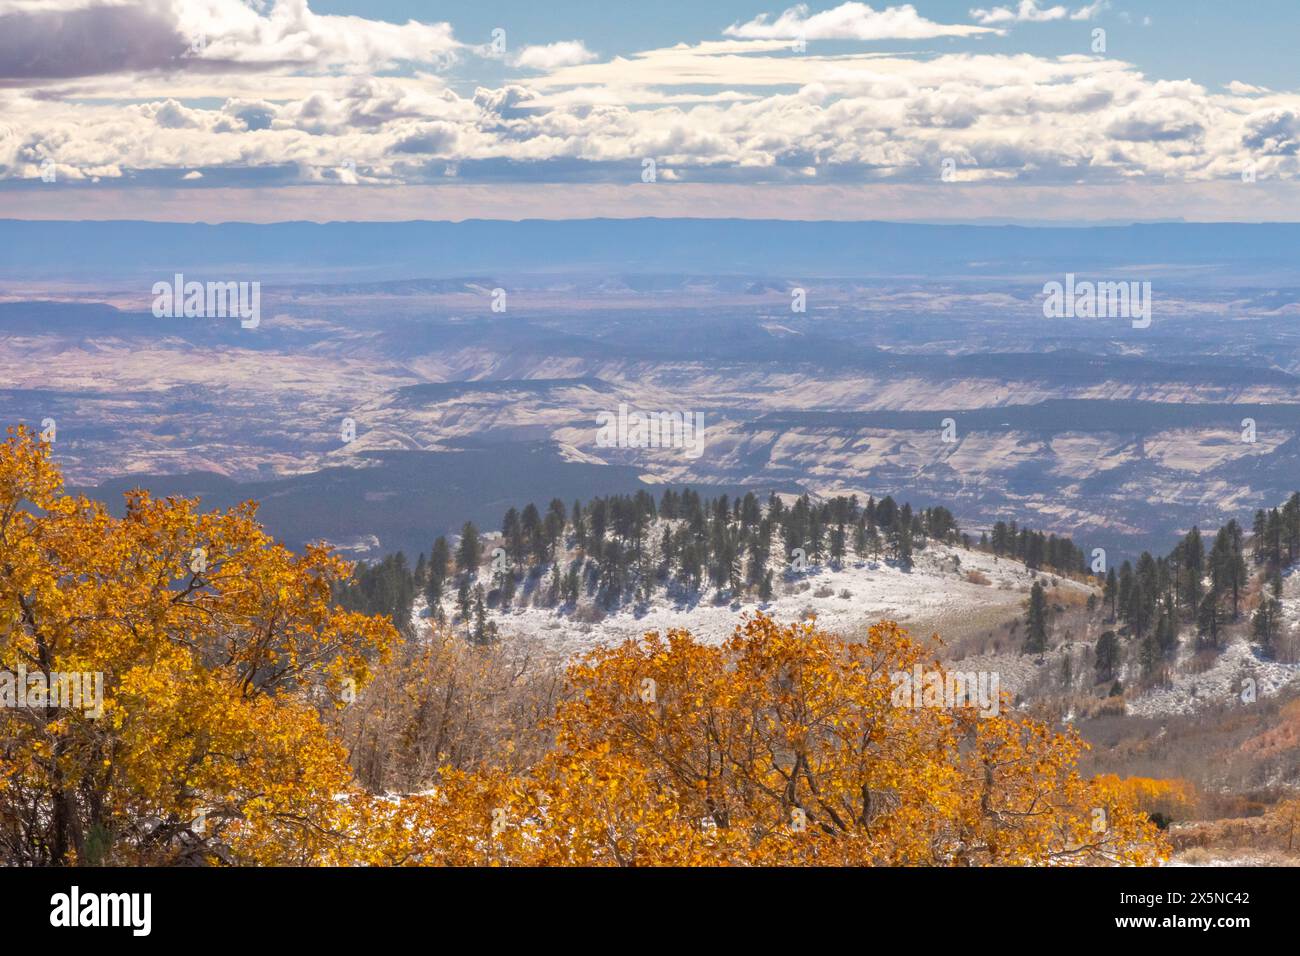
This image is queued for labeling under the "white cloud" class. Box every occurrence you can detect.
[970,1,1108,26]
[1069,1,1110,20]
[725,2,1001,40]
[0,0,460,81]
[970,1,1066,24]
[0,0,121,10]
[1226,81,1270,96]
[1242,109,1300,156]
[512,41,598,71]
[0,0,1295,206]
[180,0,460,73]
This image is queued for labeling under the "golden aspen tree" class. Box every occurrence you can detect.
[368,615,1167,866]
[0,426,397,865]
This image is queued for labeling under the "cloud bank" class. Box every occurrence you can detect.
[0,0,1294,218]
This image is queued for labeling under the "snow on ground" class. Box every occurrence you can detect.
[1166,852,1285,867]
[414,536,1300,718]
[446,543,1091,661]
[1123,562,1300,717]
[1281,561,1300,633]
[939,643,1089,703]
[1126,639,1300,717]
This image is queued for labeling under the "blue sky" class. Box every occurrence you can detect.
[1,1,1298,222]
[311,0,1298,92]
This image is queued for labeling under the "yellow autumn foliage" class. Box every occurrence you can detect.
[1091,775,1197,819]
[352,616,1167,866]
[0,426,396,864]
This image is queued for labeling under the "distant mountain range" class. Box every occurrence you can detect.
[3,218,1299,283]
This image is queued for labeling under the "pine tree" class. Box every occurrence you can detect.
[1227,520,1248,619]
[1156,594,1178,659]
[545,499,567,557]
[501,507,522,562]
[1117,561,1134,628]
[1024,580,1049,655]
[1252,595,1282,655]
[521,503,542,562]
[1103,566,1117,621]
[1283,493,1300,564]
[471,584,490,644]
[572,501,586,553]
[1196,591,1222,649]
[1177,526,1203,615]
[1252,508,1269,563]
[830,523,846,567]
[456,578,471,622]
[1140,631,1159,680]
[1266,509,1283,568]
[426,535,450,607]
[1095,631,1120,684]
[456,522,482,574]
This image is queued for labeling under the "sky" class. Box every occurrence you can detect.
[1,0,1298,222]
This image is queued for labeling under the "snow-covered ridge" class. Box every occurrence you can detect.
[422,538,1088,661]
[416,539,1300,725]
[1127,563,1300,717]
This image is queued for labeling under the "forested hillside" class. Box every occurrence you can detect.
[336,487,1090,643]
